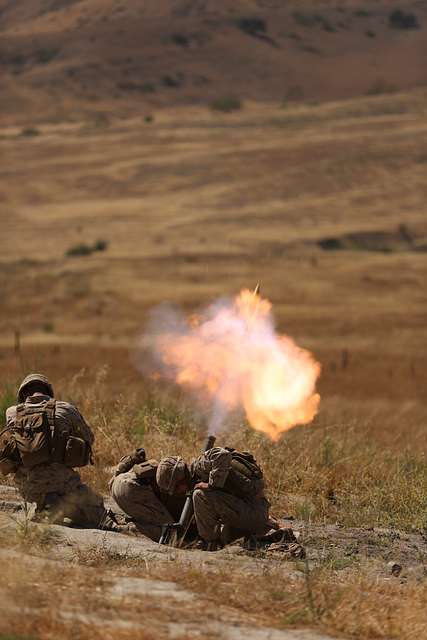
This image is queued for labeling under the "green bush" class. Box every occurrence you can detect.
[65,243,93,257]
[41,322,55,334]
[162,75,182,88]
[93,239,108,252]
[389,10,420,30]
[65,239,109,257]
[172,33,189,47]
[20,127,40,137]
[210,96,242,113]
[35,48,59,64]
[236,17,266,36]
[141,82,156,93]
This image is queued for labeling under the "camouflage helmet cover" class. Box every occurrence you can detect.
[156,456,187,495]
[18,374,54,403]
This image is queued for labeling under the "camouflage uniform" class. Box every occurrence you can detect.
[110,454,186,541]
[190,447,270,543]
[5,394,106,528]
[157,447,271,544]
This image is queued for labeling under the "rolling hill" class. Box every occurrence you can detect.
[1,0,426,124]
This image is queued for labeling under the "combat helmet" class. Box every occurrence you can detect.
[156,456,188,495]
[18,374,54,403]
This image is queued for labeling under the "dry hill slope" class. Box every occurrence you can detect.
[0,90,426,409]
[1,0,427,123]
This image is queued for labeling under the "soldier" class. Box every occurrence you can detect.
[109,448,187,541]
[156,446,272,550]
[0,373,115,529]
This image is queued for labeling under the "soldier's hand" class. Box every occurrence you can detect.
[194,482,210,491]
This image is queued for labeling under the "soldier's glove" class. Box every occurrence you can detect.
[133,447,146,464]
[114,447,146,476]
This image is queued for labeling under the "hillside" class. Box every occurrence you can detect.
[1,90,427,416]
[1,0,426,123]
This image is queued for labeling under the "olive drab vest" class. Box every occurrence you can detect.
[222,449,264,500]
[10,399,91,469]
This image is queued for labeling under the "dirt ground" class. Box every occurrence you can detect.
[0,485,425,640]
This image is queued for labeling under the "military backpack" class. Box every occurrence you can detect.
[3,399,91,470]
[222,448,264,500]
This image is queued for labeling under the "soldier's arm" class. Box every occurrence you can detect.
[57,402,95,445]
[72,407,95,445]
[204,447,233,489]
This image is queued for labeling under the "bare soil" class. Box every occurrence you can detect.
[0,485,425,640]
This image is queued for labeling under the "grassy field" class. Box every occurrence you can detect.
[0,88,426,639]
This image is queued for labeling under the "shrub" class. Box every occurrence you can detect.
[389,10,420,30]
[292,11,319,27]
[292,12,336,32]
[93,239,108,252]
[66,239,109,257]
[210,96,242,113]
[141,82,156,93]
[41,322,55,334]
[20,127,40,137]
[65,243,93,257]
[236,17,266,36]
[162,75,182,88]
[35,48,59,64]
[172,33,189,47]
[354,9,371,18]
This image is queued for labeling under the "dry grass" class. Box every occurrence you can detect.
[2,368,418,532]
[154,563,427,640]
[0,535,425,640]
[0,369,425,639]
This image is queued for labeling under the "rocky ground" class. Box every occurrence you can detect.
[0,484,425,640]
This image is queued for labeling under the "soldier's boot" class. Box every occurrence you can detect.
[194,538,223,552]
[32,492,66,524]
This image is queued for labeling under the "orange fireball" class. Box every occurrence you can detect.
[151,289,321,441]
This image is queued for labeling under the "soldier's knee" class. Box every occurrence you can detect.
[193,488,213,508]
[192,488,204,503]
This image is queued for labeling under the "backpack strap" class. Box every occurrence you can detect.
[13,403,26,429]
[44,399,56,433]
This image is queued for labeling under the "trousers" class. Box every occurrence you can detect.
[192,488,270,542]
[14,463,106,528]
[110,471,174,541]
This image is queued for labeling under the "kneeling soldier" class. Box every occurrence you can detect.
[109,448,187,541]
[0,373,113,529]
[156,446,271,549]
